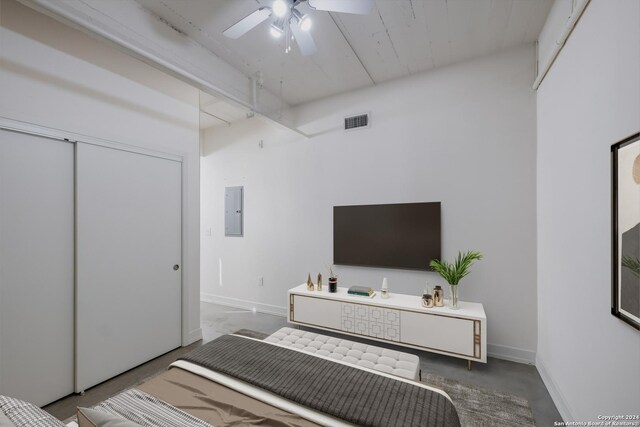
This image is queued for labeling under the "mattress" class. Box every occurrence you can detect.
[178,334,459,427]
[70,334,460,427]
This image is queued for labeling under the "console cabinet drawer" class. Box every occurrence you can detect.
[291,295,342,330]
[339,302,401,341]
[401,311,475,357]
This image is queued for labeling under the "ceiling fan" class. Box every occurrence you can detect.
[223,0,374,56]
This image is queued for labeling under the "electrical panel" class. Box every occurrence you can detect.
[225,186,243,236]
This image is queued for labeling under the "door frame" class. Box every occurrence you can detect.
[0,117,193,349]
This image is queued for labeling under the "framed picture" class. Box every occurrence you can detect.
[612,132,640,331]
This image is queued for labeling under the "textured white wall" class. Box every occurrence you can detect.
[536,0,640,421]
[0,0,201,344]
[201,45,538,362]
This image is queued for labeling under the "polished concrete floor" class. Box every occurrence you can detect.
[45,301,562,425]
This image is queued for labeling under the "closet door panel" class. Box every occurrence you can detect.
[76,143,181,392]
[0,129,74,406]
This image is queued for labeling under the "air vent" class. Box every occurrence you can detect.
[344,113,370,131]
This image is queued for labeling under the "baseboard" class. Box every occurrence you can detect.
[536,354,575,422]
[183,328,202,346]
[201,293,287,317]
[487,343,536,364]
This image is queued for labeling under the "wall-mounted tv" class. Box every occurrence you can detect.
[333,202,441,271]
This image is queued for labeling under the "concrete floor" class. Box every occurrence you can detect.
[44,341,201,420]
[46,301,561,425]
[201,302,562,426]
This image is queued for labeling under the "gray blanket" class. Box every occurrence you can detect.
[179,334,460,427]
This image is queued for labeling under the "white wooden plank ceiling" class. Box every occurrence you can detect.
[136,0,553,106]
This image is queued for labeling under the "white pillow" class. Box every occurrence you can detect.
[0,395,64,427]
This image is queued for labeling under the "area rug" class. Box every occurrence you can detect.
[234,329,535,427]
[421,372,535,427]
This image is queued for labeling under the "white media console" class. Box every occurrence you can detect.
[287,284,487,368]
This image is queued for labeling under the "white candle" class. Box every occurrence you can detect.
[381,277,389,298]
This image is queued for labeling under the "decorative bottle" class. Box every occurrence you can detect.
[433,285,444,307]
[422,285,434,308]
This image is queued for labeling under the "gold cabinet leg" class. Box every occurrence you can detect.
[467,360,472,370]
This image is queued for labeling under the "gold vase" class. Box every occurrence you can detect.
[317,273,322,291]
[421,294,434,308]
[433,285,444,307]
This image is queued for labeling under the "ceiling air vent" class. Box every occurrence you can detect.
[344,113,370,131]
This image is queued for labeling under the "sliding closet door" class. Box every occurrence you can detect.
[0,129,74,406]
[76,143,182,392]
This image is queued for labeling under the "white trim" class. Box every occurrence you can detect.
[533,0,591,90]
[536,354,575,422]
[487,343,536,364]
[0,116,182,162]
[185,328,203,345]
[179,155,191,347]
[201,292,287,317]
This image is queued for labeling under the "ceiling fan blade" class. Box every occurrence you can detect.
[308,0,374,15]
[223,7,272,39]
[290,22,318,56]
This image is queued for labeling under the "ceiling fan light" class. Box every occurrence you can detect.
[272,0,288,17]
[270,22,284,38]
[299,14,312,31]
[292,9,312,32]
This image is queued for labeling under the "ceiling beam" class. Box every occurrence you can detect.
[16,0,297,130]
[200,109,231,126]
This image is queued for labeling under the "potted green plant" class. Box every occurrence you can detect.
[429,251,482,309]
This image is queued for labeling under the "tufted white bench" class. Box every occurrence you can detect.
[265,327,421,381]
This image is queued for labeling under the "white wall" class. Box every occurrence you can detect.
[0,0,201,344]
[536,0,640,421]
[201,45,538,362]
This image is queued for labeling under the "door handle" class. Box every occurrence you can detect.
[173,264,180,271]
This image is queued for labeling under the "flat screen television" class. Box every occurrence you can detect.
[333,202,441,271]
